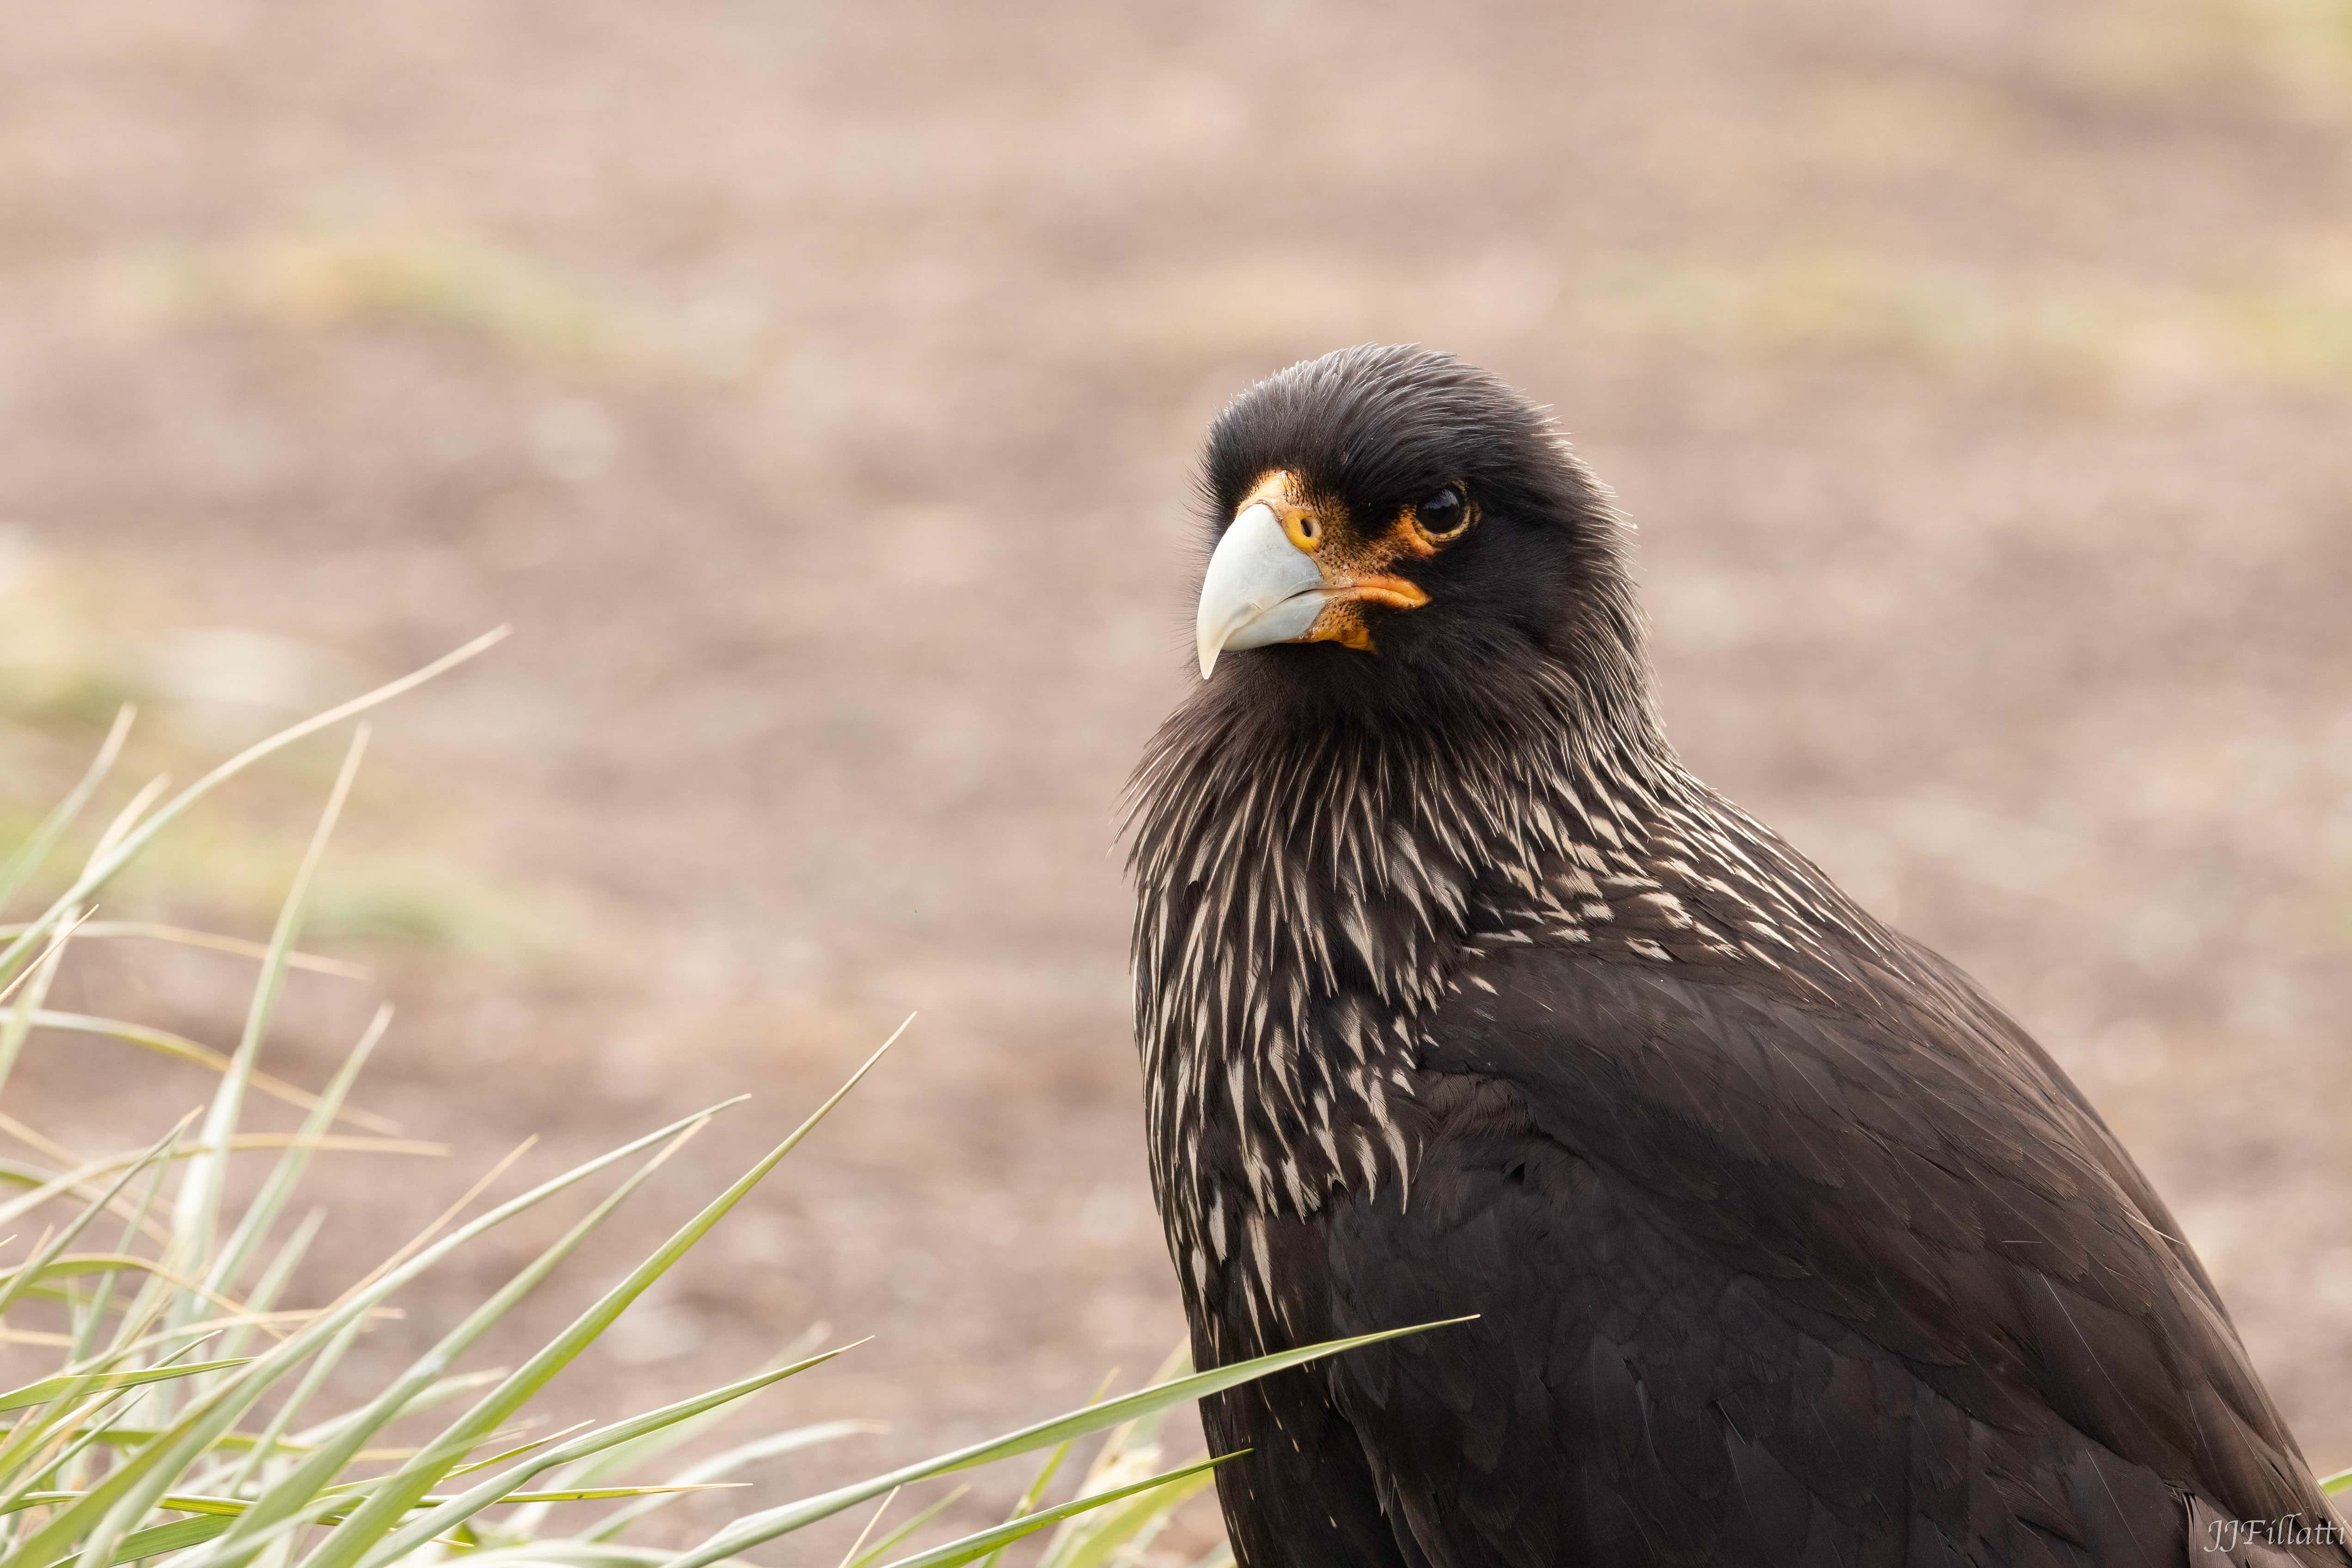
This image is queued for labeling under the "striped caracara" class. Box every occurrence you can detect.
[1126,346,2346,1568]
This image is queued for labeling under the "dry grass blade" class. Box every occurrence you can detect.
[337,1135,536,1300]
[12,1012,399,1134]
[0,705,135,915]
[0,1135,447,1239]
[0,924,371,980]
[0,911,95,1013]
[0,626,508,978]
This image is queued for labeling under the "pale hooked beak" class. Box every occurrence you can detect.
[1194,502,1325,679]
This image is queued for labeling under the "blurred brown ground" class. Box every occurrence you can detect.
[2,0,2351,1555]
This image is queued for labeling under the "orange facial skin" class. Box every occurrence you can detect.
[1238,469,1451,654]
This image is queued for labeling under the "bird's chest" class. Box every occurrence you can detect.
[1139,969,1428,1237]
[1133,876,1460,1350]
[1145,1032,1426,1356]
[1126,768,1605,1343]
[1145,1017,1553,1362]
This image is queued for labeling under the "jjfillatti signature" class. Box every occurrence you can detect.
[2205,1514,2347,1554]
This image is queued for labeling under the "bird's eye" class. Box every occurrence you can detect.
[1415,486,1473,541]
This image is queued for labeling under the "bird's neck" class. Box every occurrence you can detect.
[1126,653,1688,1227]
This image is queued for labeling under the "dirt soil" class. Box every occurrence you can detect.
[2,0,2350,1557]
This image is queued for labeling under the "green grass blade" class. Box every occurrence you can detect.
[0,627,507,979]
[0,1425,343,1456]
[300,1030,900,1568]
[976,1367,1123,1568]
[872,1458,1230,1568]
[196,1210,325,1497]
[414,1547,665,1568]
[0,920,75,1116]
[0,1013,385,1188]
[2322,1465,2349,1495]
[285,1374,504,1458]
[461,1484,742,1506]
[545,1322,835,1491]
[2,1254,225,1293]
[129,1491,348,1568]
[339,1348,852,1568]
[7,1484,730,1521]
[844,1488,967,1568]
[77,1511,234,1566]
[0,1337,247,1524]
[6,1099,739,1568]
[206,1205,324,1379]
[0,1129,440,1232]
[0,1385,159,1519]
[1077,1343,1188,1464]
[0,705,133,917]
[0,1361,250,1418]
[502,1326,840,1539]
[83,773,171,867]
[0,1118,192,1323]
[67,1124,183,1369]
[200,1303,366,1514]
[976,1444,1076,1568]
[197,1125,704,1566]
[580,1421,880,1544]
[669,1320,1465,1568]
[209,1005,391,1307]
[1037,1464,1218,1568]
[171,725,368,1284]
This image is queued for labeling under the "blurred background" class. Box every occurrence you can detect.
[2,0,2350,1553]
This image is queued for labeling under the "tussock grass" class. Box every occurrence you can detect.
[0,632,1419,1568]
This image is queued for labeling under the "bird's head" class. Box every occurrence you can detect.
[1191,346,1650,736]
